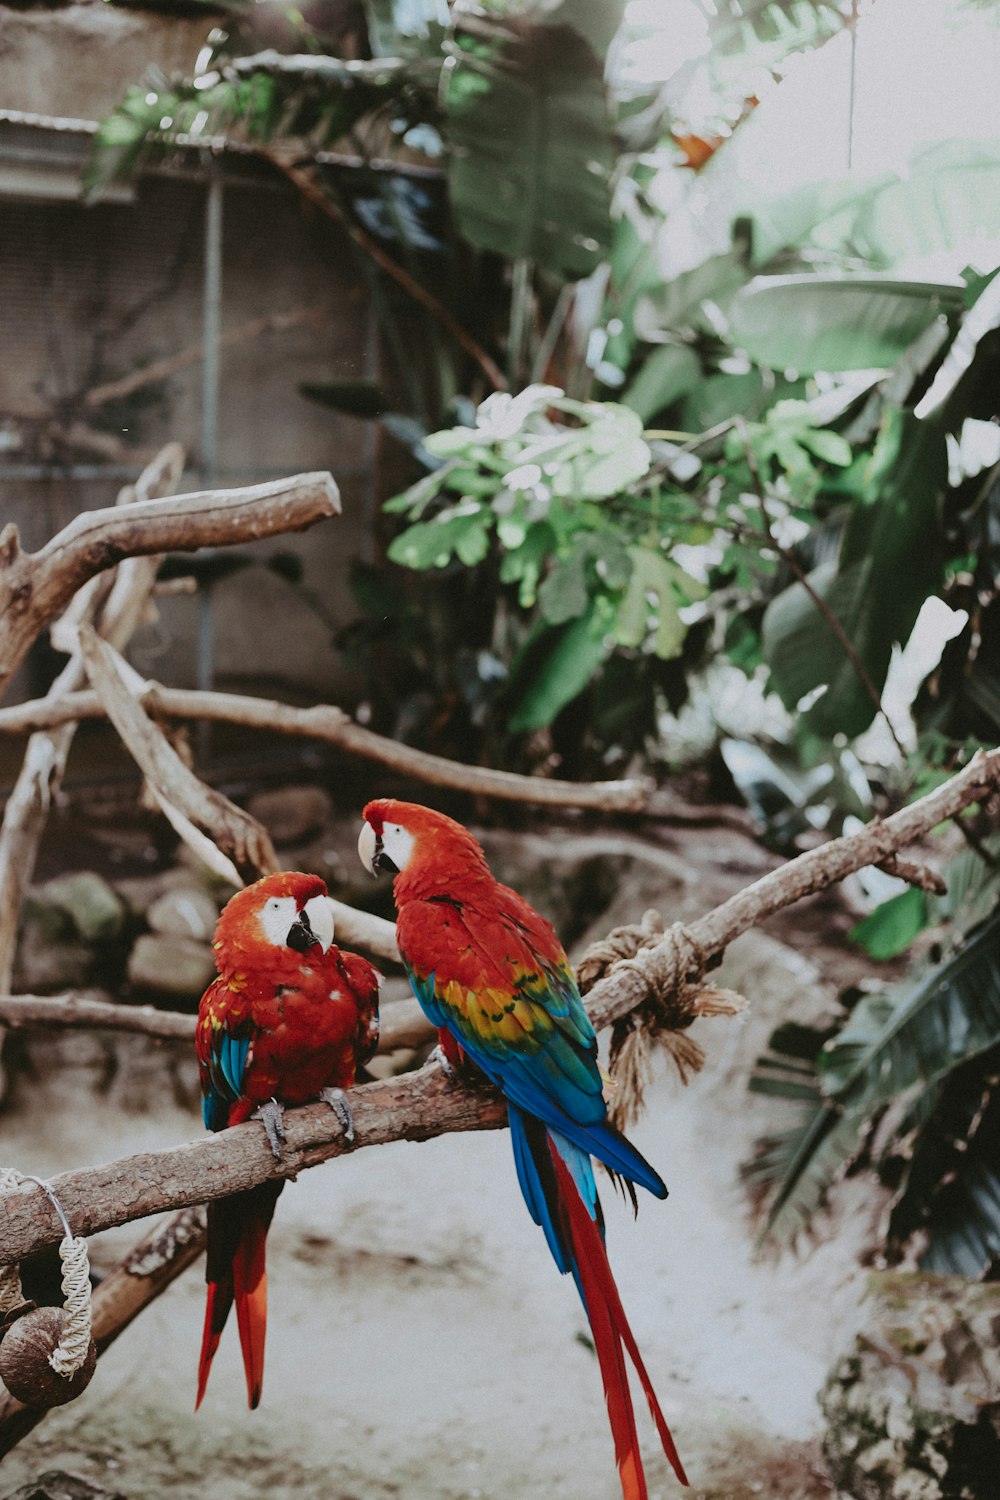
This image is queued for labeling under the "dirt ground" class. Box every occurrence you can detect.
[0,818,885,1500]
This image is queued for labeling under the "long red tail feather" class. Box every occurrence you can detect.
[550,1144,689,1492]
[196,1183,281,1410]
[195,1278,231,1411]
[232,1216,269,1409]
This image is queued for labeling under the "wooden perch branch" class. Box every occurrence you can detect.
[3,745,996,1268]
[0,471,340,697]
[79,630,279,884]
[0,1067,506,1265]
[0,991,428,1051]
[0,684,658,816]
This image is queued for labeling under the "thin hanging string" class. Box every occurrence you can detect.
[0,1169,92,1377]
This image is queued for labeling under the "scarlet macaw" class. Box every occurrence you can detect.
[194,870,380,1409]
[358,801,688,1496]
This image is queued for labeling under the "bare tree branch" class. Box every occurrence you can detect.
[0,1205,207,1454]
[0,991,429,1051]
[78,631,279,884]
[0,446,186,990]
[0,683,661,816]
[2,744,995,1268]
[0,472,340,698]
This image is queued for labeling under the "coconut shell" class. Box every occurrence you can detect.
[0,1306,97,1406]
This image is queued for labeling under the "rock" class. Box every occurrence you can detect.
[39,872,127,944]
[246,786,332,847]
[126,932,216,999]
[2,1471,127,1500]
[146,886,219,943]
[820,1273,1000,1500]
[13,921,93,993]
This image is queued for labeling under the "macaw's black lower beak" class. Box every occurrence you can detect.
[286,911,316,953]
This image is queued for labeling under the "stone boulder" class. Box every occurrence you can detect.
[126,932,216,1000]
[39,872,127,944]
[821,1273,1000,1500]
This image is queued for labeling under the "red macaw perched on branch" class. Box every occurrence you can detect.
[194,871,380,1410]
[358,801,689,1497]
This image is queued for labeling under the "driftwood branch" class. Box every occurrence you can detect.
[3,745,996,1267]
[0,1205,207,1453]
[0,444,186,1002]
[79,630,279,884]
[0,991,428,1051]
[0,683,661,817]
[0,471,340,697]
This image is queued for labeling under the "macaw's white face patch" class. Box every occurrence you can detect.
[358,820,415,876]
[257,895,299,948]
[379,822,416,872]
[303,893,335,953]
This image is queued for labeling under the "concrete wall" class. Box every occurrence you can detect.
[0,6,388,708]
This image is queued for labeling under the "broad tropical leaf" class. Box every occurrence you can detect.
[762,410,949,737]
[442,5,618,279]
[817,915,1000,1106]
[886,1060,1000,1276]
[729,276,965,374]
[505,606,609,731]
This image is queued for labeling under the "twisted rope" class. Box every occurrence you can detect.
[0,1169,92,1376]
[577,912,746,1129]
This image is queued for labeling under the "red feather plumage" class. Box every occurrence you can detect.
[194,871,380,1409]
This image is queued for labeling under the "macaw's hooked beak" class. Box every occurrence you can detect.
[285,908,317,953]
[357,821,382,877]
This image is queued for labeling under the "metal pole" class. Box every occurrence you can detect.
[197,157,223,760]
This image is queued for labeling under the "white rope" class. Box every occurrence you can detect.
[0,1168,92,1377]
[48,1235,92,1377]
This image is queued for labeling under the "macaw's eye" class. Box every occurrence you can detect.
[268,899,281,910]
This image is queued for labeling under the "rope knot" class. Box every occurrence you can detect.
[577,914,746,1129]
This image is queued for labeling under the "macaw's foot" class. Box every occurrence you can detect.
[427,1042,456,1080]
[252,1097,287,1162]
[318,1086,354,1144]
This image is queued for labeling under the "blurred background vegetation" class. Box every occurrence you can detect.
[78,0,1000,1281]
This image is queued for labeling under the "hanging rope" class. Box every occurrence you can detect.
[577,911,748,1129]
[0,1169,92,1377]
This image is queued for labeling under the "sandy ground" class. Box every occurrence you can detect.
[0,914,879,1500]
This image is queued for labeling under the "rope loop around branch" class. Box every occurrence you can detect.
[577,914,745,1129]
[0,1169,93,1377]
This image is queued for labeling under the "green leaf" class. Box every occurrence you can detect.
[498,522,556,608]
[387,506,491,569]
[615,548,703,659]
[383,464,454,516]
[818,915,1000,1104]
[729,275,965,374]
[506,608,609,732]
[850,887,928,961]
[622,345,701,424]
[798,427,853,467]
[443,10,616,279]
[762,410,949,737]
[537,549,589,624]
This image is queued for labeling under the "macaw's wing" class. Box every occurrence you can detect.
[336,950,382,1068]
[398,892,603,1121]
[196,978,257,1133]
[398,891,666,1197]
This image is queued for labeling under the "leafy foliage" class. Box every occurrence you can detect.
[749,829,1000,1272]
